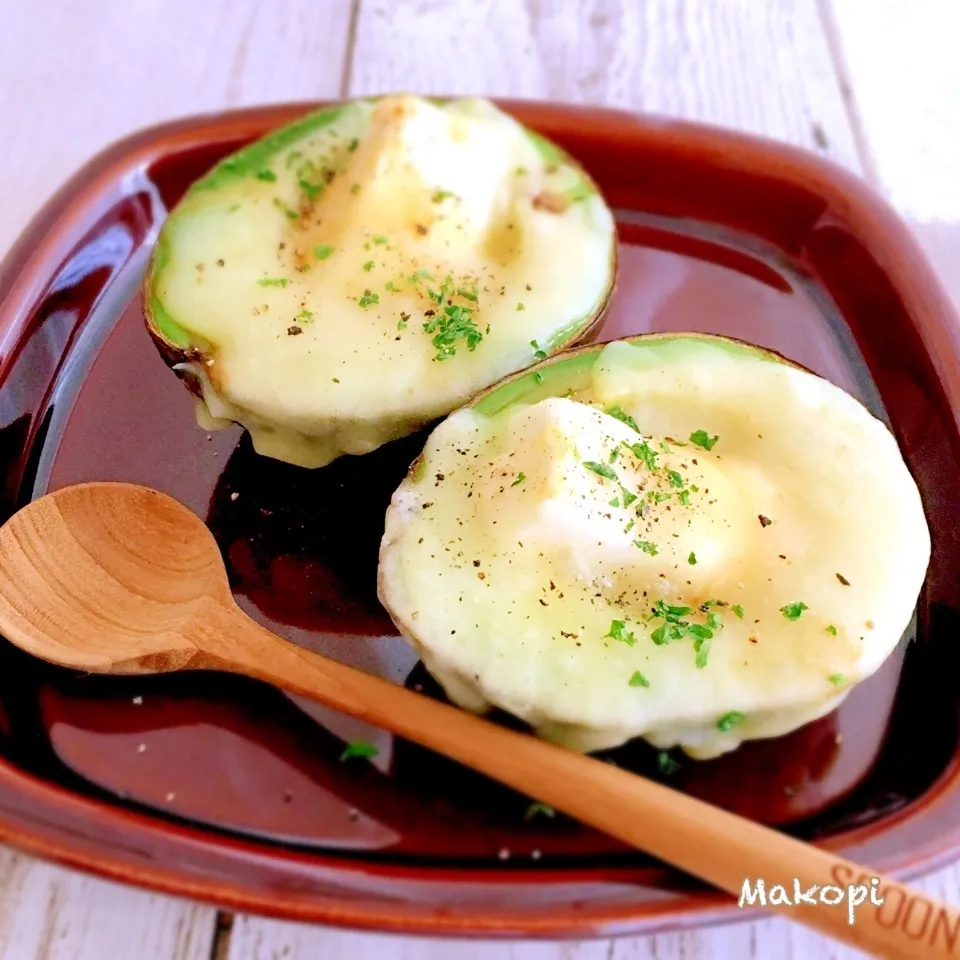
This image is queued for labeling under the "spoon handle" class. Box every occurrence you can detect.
[197,599,953,959]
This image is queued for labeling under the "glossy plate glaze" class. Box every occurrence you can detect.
[0,100,959,938]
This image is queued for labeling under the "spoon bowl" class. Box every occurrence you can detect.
[0,480,952,959]
[0,482,229,673]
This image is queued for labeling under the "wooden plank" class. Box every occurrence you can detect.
[227,918,615,960]
[230,0,878,953]
[0,846,216,960]
[829,0,960,220]
[0,0,355,257]
[350,0,864,173]
[828,0,960,312]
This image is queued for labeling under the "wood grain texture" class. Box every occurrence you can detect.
[350,0,864,173]
[224,913,878,959]
[0,846,216,960]
[0,0,355,257]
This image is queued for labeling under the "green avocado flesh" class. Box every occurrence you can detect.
[145,94,617,468]
[378,334,931,759]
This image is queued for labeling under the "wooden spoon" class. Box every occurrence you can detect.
[0,481,951,958]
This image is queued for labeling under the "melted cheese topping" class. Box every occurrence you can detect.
[152,95,615,467]
[378,338,930,758]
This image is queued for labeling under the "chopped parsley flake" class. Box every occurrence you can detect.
[363,260,374,271]
[517,302,526,312]
[432,189,456,203]
[829,673,846,686]
[511,472,526,486]
[694,637,711,668]
[257,277,288,287]
[255,169,277,182]
[525,801,555,820]
[314,244,334,260]
[530,339,546,359]
[619,485,637,507]
[732,604,744,619]
[689,429,719,450]
[358,290,379,308]
[678,490,691,506]
[421,275,485,359]
[296,309,314,321]
[424,302,483,360]
[605,620,636,646]
[716,712,746,732]
[372,234,388,245]
[688,552,697,565]
[657,752,680,776]
[627,441,659,472]
[826,625,838,635]
[605,406,640,433]
[629,670,649,687]
[780,602,809,621]
[583,461,618,481]
[272,197,299,219]
[457,282,479,302]
[299,178,322,200]
[650,491,672,503]
[648,601,718,649]
[667,470,684,488]
[340,740,378,761]
[347,138,359,152]
[533,371,544,384]
[634,540,659,556]
[653,601,691,620]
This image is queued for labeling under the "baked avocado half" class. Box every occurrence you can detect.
[377,333,930,759]
[144,94,617,468]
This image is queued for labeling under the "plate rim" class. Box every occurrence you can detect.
[0,97,959,938]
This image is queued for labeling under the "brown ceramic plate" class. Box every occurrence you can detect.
[0,99,959,939]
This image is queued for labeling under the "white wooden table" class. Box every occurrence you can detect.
[0,1,957,957]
